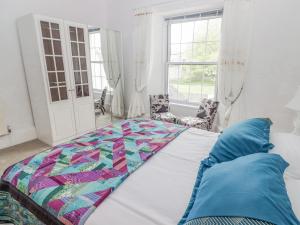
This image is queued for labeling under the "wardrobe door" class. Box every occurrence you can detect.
[65,22,95,134]
[39,18,76,142]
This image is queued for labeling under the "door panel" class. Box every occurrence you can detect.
[51,105,76,141]
[65,22,96,134]
[74,103,96,135]
[39,18,76,140]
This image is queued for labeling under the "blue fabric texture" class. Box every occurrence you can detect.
[179,118,274,225]
[209,118,274,163]
[185,153,300,225]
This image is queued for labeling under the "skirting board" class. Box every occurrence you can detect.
[0,126,37,150]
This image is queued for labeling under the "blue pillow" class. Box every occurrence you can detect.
[185,153,300,225]
[209,118,274,164]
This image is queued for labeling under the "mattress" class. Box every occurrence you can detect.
[86,128,300,225]
[86,128,219,225]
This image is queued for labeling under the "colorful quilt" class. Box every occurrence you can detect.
[0,119,186,225]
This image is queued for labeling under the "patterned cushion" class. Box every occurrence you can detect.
[179,117,209,130]
[151,112,177,124]
[179,99,219,131]
[196,99,219,128]
[185,217,273,225]
[149,94,170,114]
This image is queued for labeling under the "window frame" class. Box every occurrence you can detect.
[89,30,108,92]
[165,12,222,106]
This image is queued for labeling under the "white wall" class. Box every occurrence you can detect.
[1,0,299,149]
[244,0,300,131]
[0,0,108,149]
[106,0,300,132]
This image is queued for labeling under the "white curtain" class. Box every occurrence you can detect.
[127,9,153,118]
[101,29,124,117]
[217,0,254,128]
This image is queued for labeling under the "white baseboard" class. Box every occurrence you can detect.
[0,125,37,150]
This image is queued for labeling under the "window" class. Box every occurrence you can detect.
[89,31,109,91]
[167,10,222,105]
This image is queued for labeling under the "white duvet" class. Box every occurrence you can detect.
[86,128,300,225]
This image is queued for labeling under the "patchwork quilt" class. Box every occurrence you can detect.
[0,119,186,225]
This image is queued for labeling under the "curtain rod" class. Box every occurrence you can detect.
[88,28,100,32]
[165,8,223,21]
[134,12,153,17]
[133,0,205,11]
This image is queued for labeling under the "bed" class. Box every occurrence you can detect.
[0,119,299,225]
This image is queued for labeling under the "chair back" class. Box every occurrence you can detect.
[149,94,170,117]
[100,87,108,106]
[196,98,219,129]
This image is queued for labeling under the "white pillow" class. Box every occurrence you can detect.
[285,176,300,220]
[270,132,300,179]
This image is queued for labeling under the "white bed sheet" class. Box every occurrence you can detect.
[86,128,218,225]
[86,128,300,225]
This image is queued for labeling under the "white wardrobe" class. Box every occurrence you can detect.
[18,14,96,146]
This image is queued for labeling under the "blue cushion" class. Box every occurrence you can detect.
[209,118,274,164]
[185,153,300,225]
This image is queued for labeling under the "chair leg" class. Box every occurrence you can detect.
[100,107,105,115]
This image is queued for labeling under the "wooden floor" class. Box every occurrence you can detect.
[0,113,117,175]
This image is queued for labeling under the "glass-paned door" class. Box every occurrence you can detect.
[69,26,90,98]
[40,21,68,102]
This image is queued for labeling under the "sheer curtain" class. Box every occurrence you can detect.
[217,0,254,128]
[101,29,124,117]
[127,9,153,118]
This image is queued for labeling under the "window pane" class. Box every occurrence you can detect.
[51,23,60,39]
[83,85,89,96]
[69,26,77,41]
[79,43,86,56]
[48,72,57,87]
[40,21,50,38]
[168,65,179,101]
[202,65,217,99]
[168,15,221,104]
[82,71,88,84]
[77,28,84,42]
[43,39,52,55]
[89,32,109,91]
[57,72,66,82]
[73,57,80,70]
[53,40,62,55]
[59,86,68,100]
[180,43,193,62]
[71,42,79,56]
[181,22,194,43]
[76,85,83,97]
[74,72,81,84]
[45,56,55,71]
[50,88,59,102]
[205,41,220,62]
[194,20,208,42]
[168,65,217,104]
[207,18,222,42]
[169,16,221,63]
[100,64,106,76]
[171,23,181,44]
[80,57,87,70]
[55,57,64,71]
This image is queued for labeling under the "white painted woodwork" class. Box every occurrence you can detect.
[17,14,96,146]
